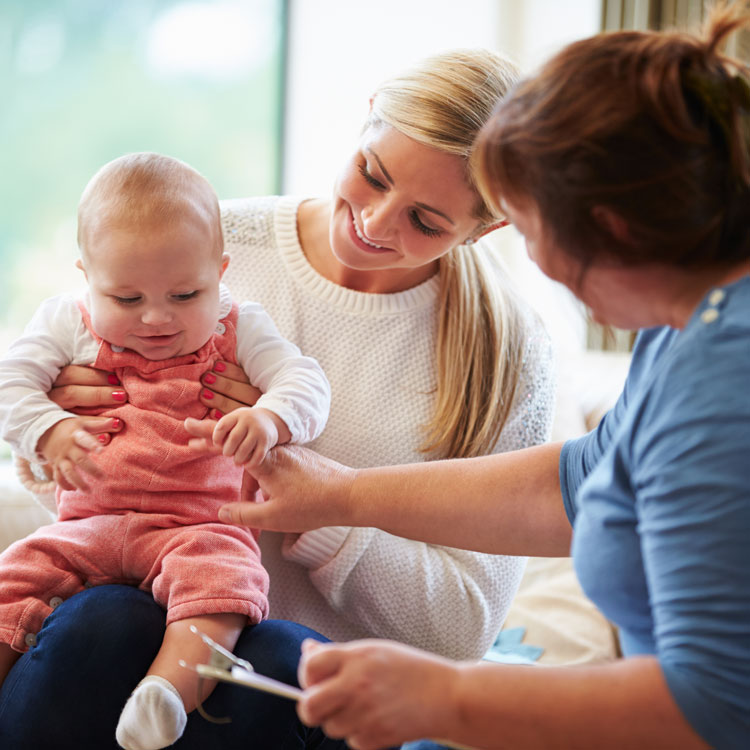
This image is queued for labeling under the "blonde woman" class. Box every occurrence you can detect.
[1,51,554,749]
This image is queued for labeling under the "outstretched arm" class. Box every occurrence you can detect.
[186,415,571,558]
[260,442,569,557]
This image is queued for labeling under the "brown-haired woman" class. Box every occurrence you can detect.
[209,4,750,748]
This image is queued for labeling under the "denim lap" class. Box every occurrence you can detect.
[0,584,345,750]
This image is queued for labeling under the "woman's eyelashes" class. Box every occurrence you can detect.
[358,162,445,238]
[408,211,443,238]
[358,163,385,190]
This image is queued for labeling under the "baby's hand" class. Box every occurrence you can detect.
[212,407,284,468]
[36,417,105,491]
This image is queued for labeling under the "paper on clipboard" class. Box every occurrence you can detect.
[194,662,303,701]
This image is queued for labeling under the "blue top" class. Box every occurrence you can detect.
[560,276,750,749]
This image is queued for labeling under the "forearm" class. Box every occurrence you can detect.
[441,657,708,750]
[348,442,570,557]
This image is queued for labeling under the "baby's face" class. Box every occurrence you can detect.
[80,214,227,360]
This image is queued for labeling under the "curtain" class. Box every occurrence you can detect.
[601,0,706,31]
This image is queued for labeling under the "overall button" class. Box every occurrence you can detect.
[701,308,719,324]
[215,322,226,335]
[24,632,37,648]
[49,596,64,609]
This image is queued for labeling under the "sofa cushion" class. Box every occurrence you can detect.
[0,460,54,552]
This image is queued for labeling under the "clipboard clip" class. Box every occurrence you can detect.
[179,624,254,724]
[180,625,303,724]
[186,624,254,675]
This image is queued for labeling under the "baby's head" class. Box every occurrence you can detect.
[76,152,229,361]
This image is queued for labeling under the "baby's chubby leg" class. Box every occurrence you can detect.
[116,612,245,750]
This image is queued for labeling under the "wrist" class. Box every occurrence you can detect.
[339,465,362,526]
[256,407,291,445]
[449,661,475,739]
[36,419,67,460]
[423,657,465,743]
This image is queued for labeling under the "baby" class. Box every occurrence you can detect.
[0,152,331,749]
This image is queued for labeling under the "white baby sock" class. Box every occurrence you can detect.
[115,675,188,750]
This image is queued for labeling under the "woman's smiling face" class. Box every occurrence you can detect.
[329,122,482,289]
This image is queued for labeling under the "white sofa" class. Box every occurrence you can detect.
[0,460,54,551]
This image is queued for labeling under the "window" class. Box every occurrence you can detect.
[0,0,287,358]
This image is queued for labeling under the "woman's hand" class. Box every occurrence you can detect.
[49,365,127,446]
[184,418,356,532]
[50,365,128,410]
[200,360,262,418]
[296,639,461,750]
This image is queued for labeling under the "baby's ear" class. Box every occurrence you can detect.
[75,258,88,279]
[220,253,230,278]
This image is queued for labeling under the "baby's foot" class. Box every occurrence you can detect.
[116,675,187,750]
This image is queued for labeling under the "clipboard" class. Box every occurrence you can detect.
[179,624,302,713]
[183,626,475,749]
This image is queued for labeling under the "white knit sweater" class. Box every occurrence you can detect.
[220,195,555,660]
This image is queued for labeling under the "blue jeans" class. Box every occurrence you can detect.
[0,584,345,749]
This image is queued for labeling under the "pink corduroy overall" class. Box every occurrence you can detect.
[0,303,268,653]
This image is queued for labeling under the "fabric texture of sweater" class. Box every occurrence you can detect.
[220,195,556,659]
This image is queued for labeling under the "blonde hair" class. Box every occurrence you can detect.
[371,50,529,459]
[77,152,223,259]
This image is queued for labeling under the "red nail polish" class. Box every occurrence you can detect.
[111,418,122,429]
[204,373,217,385]
[212,409,223,419]
[98,434,108,444]
[112,391,126,402]
[107,374,120,385]
[214,361,226,372]
[202,389,214,400]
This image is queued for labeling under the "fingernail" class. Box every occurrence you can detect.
[212,409,223,419]
[202,389,214,400]
[107,374,120,385]
[111,418,122,429]
[112,391,126,402]
[98,435,108,444]
[214,361,226,373]
[203,373,217,385]
[218,507,230,522]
